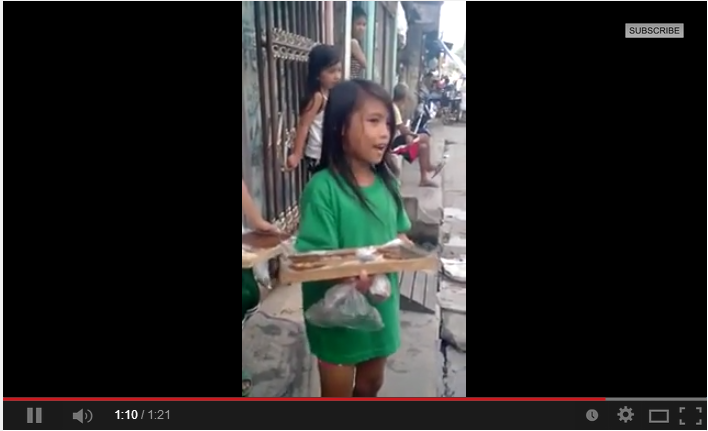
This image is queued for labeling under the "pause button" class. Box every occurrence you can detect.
[27,407,42,424]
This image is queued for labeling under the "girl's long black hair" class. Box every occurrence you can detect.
[314,79,403,218]
[299,44,340,115]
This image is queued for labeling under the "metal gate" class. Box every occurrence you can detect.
[376,1,397,89]
[254,1,323,234]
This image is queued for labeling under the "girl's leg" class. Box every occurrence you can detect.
[417,134,444,187]
[353,357,388,397]
[318,361,356,397]
[417,134,434,172]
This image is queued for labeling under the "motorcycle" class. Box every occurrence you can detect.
[412,90,436,135]
[441,83,463,125]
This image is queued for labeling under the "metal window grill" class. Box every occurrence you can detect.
[253,1,323,233]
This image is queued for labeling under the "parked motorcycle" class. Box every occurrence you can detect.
[441,83,463,125]
[411,90,436,134]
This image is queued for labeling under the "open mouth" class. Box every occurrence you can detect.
[373,143,387,152]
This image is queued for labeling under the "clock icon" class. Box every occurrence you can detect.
[586,409,599,422]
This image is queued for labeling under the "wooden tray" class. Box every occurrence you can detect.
[278,243,439,284]
[242,231,290,269]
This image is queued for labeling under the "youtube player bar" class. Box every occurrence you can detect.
[3,398,706,430]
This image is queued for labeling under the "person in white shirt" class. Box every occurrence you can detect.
[285,44,342,172]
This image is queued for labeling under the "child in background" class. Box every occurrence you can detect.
[349,6,367,79]
[286,45,342,171]
[242,179,278,397]
[295,79,412,397]
[390,83,444,187]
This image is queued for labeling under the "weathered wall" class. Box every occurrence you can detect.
[399,1,441,115]
[242,1,265,211]
[403,23,423,92]
[333,1,346,50]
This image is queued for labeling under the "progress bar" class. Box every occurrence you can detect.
[606,398,707,401]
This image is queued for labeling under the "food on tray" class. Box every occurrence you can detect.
[280,242,438,284]
[378,246,421,260]
[285,244,429,273]
[290,261,328,271]
[379,249,402,260]
[289,254,327,264]
[242,231,289,250]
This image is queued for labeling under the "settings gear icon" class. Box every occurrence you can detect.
[618,406,634,423]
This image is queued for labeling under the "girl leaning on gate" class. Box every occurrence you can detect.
[241,179,279,397]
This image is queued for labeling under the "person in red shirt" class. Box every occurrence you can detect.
[390,84,444,187]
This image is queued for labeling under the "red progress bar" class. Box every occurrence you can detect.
[236,398,606,401]
[4,397,607,401]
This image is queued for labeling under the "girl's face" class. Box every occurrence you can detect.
[343,97,391,165]
[352,16,366,40]
[319,62,342,89]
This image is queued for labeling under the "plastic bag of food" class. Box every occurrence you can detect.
[305,281,384,331]
[367,274,392,304]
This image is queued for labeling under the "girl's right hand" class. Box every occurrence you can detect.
[285,153,302,171]
[255,220,280,234]
[352,270,373,293]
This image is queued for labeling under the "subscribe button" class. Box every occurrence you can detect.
[625,23,684,38]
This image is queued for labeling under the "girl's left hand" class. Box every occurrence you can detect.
[397,234,414,246]
[284,153,302,171]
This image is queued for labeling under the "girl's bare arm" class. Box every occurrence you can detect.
[351,39,367,69]
[291,92,324,158]
[242,179,265,225]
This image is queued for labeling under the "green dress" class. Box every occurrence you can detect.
[295,170,412,365]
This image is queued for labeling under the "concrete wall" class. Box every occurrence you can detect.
[398,1,442,117]
[402,23,423,91]
[242,1,265,211]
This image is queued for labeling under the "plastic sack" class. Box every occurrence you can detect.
[441,256,466,283]
[367,274,392,304]
[305,281,384,331]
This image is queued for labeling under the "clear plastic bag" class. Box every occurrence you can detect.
[367,274,392,304]
[305,281,384,331]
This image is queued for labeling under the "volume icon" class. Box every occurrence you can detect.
[72,409,93,424]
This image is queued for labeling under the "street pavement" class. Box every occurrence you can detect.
[437,123,467,397]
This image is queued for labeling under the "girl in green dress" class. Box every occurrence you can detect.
[242,179,278,396]
[295,79,412,397]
